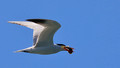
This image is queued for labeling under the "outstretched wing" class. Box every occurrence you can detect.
[8,19,61,47]
[27,19,61,47]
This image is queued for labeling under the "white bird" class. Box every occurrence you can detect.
[8,19,74,55]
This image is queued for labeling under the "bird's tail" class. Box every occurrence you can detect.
[14,47,32,53]
[14,49,26,53]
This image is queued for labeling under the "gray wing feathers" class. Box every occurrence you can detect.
[8,21,44,46]
[8,21,39,29]
[27,19,61,47]
[8,19,61,47]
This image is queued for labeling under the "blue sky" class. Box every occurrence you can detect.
[0,0,120,68]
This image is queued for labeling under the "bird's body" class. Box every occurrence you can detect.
[17,45,65,55]
[8,19,73,55]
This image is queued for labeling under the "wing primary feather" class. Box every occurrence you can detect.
[8,21,39,29]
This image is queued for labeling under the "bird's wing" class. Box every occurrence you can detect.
[8,21,41,29]
[8,19,61,47]
[8,21,44,46]
[26,19,61,47]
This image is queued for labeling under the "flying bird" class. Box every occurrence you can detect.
[8,19,74,55]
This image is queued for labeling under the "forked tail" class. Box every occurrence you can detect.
[14,49,29,53]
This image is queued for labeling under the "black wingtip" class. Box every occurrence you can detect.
[26,19,47,23]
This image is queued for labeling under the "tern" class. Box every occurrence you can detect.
[8,19,74,55]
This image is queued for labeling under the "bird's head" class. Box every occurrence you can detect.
[57,44,74,54]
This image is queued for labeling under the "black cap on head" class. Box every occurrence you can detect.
[57,44,66,46]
